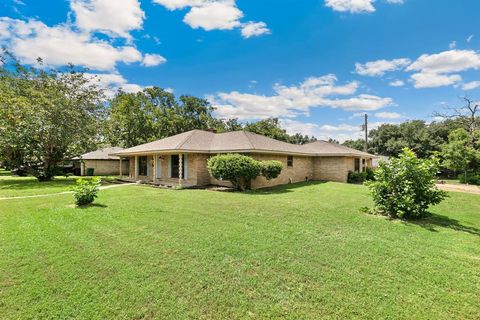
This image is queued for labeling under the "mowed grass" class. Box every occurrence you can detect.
[0,174,116,198]
[0,182,479,319]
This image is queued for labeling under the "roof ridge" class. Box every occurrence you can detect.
[175,130,201,150]
[242,131,256,150]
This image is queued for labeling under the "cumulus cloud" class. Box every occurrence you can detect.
[142,53,167,66]
[389,80,405,87]
[462,81,480,91]
[241,21,271,39]
[325,0,375,13]
[211,74,393,120]
[406,50,480,88]
[70,0,145,39]
[153,0,269,37]
[374,111,403,119]
[355,58,411,76]
[0,17,143,71]
[281,119,391,142]
[86,73,144,98]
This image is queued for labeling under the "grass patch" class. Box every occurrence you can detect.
[0,175,117,198]
[0,182,479,319]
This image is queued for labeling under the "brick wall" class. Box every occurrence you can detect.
[83,159,129,176]
[313,157,349,183]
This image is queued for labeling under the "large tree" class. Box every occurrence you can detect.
[243,118,316,144]
[106,87,223,148]
[442,128,480,182]
[0,55,105,180]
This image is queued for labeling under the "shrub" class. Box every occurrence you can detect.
[207,154,262,190]
[367,148,447,219]
[348,171,367,184]
[207,154,284,190]
[365,167,375,181]
[72,177,101,206]
[261,160,283,180]
[458,172,480,185]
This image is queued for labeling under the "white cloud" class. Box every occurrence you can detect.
[0,17,143,71]
[86,73,143,98]
[281,119,391,142]
[241,21,270,39]
[406,50,480,88]
[467,34,474,43]
[355,58,411,76]
[406,50,480,74]
[183,1,242,30]
[211,74,393,120]
[449,41,456,49]
[462,81,480,91]
[70,0,145,39]
[325,0,375,13]
[153,0,269,37]
[389,80,405,87]
[142,53,167,66]
[410,72,462,88]
[374,111,403,119]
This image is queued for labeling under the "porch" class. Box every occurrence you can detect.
[118,153,208,188]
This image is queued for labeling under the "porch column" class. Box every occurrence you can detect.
[134,156,139,181]
[80,162,85,176]
[119,158,123,178]
[179,153,183,187]
[153,154,157,182]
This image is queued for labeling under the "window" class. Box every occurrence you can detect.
[139,156,148,176]
[287,155,294,167]
[354,158,360,172]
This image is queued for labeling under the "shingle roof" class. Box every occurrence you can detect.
[75,147,124,160]
[111,130,374,157]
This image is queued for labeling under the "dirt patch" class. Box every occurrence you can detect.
[436,183,480,195]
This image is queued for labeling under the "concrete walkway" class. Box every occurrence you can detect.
[436,183,480,195]
[0,183,135,200]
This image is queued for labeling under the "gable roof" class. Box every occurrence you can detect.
[75,147,124,160]
[111,130,374,157]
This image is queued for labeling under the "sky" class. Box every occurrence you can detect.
[1,0,479,141]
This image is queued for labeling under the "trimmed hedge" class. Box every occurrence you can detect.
[207,154,283,190]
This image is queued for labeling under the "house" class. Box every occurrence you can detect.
[74,147,130,176]
[111,130,373,188]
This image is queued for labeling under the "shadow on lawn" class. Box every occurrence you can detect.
[408,214,480,237]
[247,181,328,195]
[77,203,108,209]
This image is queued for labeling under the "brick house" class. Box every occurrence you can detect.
[75,147,129,176]
[111,130,373,188]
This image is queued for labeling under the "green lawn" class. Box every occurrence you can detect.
[0,174,117,198]
[0,181,479,319]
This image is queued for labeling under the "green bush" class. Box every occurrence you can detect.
[261,160,283,180]
[207,154,283,190]
[458,172,480,185]
[72,177,101,206]
[365,167,375,181]
[367,148,447,219]
[347,171,367,184]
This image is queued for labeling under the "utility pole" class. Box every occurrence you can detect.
[361,114,368,152]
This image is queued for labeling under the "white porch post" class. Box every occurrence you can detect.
[134,156,139,181]
[153,154,157,182]
[119,158,123,178]
[179,153,183,187]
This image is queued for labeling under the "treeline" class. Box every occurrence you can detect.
[0,55,314,180]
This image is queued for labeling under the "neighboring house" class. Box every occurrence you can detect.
[111,130,374,189]
[74,147,129,176]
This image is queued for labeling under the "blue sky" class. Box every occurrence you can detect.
[1,0,479,141]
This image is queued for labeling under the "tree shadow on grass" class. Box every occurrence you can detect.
[77,203,108,209]
[246,181,328,195]
[406,213,480,237]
